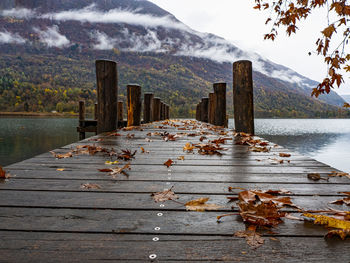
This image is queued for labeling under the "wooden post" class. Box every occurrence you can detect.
[144,93,154,123]
[96,60,118,134]
[152,97,161,121]
[161,102,166,120]
[94,103,98,120]
[208,93,215,124]
[233,60,254,134]
[118,101,123,126]
[201,98,209,123]
[127,84,142,127]
[196,103,200,121]
[213,82,226,127]
[165,104,169,119]
[198,101,202,122]
[159,102,164,120]
[79,101,85,140]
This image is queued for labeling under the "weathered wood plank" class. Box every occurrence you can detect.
[0,207,343,237]
[0,232,348,263]
[4,168,348,183]
[0,180,348,196]
[0,191,345,211]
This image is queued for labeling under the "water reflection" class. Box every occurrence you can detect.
[229,119,350,172]
[0,117,84,166]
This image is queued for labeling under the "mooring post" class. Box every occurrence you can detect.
[208,93,215,125]
[144,93,154,123]
[117,101,123,127]
[165,104,169,119]
[127,84,142,127]
[152,97,161,121]
[79,100,85,140]
[94,103,98,120]
[213,82,226,127]
[233,60,254,134]
[162,102,166,120]
[195,103,200,121]
[96,60,118,134]
[159,102,164,121]
[198,101,202,122]
[201,97,209,123]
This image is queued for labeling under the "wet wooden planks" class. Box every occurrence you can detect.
[1,120,350,262]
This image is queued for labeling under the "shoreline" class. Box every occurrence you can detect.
[0,112,78,117]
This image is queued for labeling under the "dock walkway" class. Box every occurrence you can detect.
[1,120,350,262]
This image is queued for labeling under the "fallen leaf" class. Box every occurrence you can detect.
[50,151,73,159]
[151,187,179,202]
[303,213,350,230]
[325,229,350,240]
[307,173,329,181]
[105,160,119,165]
[164,159,174,168]
[56,168,65,171]
[329,171,350,179]
[140,147,149,154]
[330,194,350,206]
[183,142,194,152]
[0,166,10,179]
[117,149,137,161]
[249,146,270,152]
[234,225,264,249]
[185,197,222,211]
[177,156,185,161]
[81,183,101,189]
[279,153,291,157]
[98,168,113,172]
[98,163,131,178]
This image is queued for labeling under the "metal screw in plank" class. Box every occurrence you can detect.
[157,213,163,217]
[152,237,159,241]
[154,227,160,231]
[149,254,157,260]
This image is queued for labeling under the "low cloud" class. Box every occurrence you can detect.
[91,31,117,50]
[33,25,70,48]
[0,31,26,44]
[1,8,36,19]
[41,4,190,31]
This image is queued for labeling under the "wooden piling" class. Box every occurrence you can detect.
[127,84,142,127]
[208,93,215,124]
[198,101,202,122]
[152,97,161,121]
[117,101,123,126]
[79,101,85,140]
[143,93,154,123]
[213,82,226,127]
[201,98,209,123]
[165,104,169,119]
[233,60,254,134]
[96,60,118,134]
[94,103,98,120]
[159,102,164,121]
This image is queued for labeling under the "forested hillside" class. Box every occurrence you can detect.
[0,0,349,118]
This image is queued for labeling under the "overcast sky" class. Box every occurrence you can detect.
[149,0,350,95]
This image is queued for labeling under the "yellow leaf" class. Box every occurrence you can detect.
[177,156,185,160]
[303,213,350,230]
[183,142,194,152]
[56,168,65,171]
[105,160,119,165]
[185,197,222,212]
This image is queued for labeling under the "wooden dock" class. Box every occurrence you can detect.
[2,120,350,262]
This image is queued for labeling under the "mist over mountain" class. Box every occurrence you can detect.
[0,0,348,117]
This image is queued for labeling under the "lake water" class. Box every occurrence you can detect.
[1,117,350,172]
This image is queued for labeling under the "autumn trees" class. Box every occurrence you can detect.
[254,0,350,105]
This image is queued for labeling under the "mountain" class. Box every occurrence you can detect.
[0,0,348,118]
[342,95,350,103]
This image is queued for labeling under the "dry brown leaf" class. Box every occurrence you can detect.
[140,147,149,154]
[185,197,222,211]
[81,183,101,189]
[164,159,174,168]
[279,153,291,157]
[234,225,264,249]
[0,166,10,179]
[177,156,185,161]
[151,187,179,202]
[329,171,350,179]
[249,146,270,152]
[330,197,350,206]
[307,173,329,181]
[50,151,73,159]
[117,149,137,161]
[98,163,131,178]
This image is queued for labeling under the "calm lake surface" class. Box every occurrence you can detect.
[1,117,350,172]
